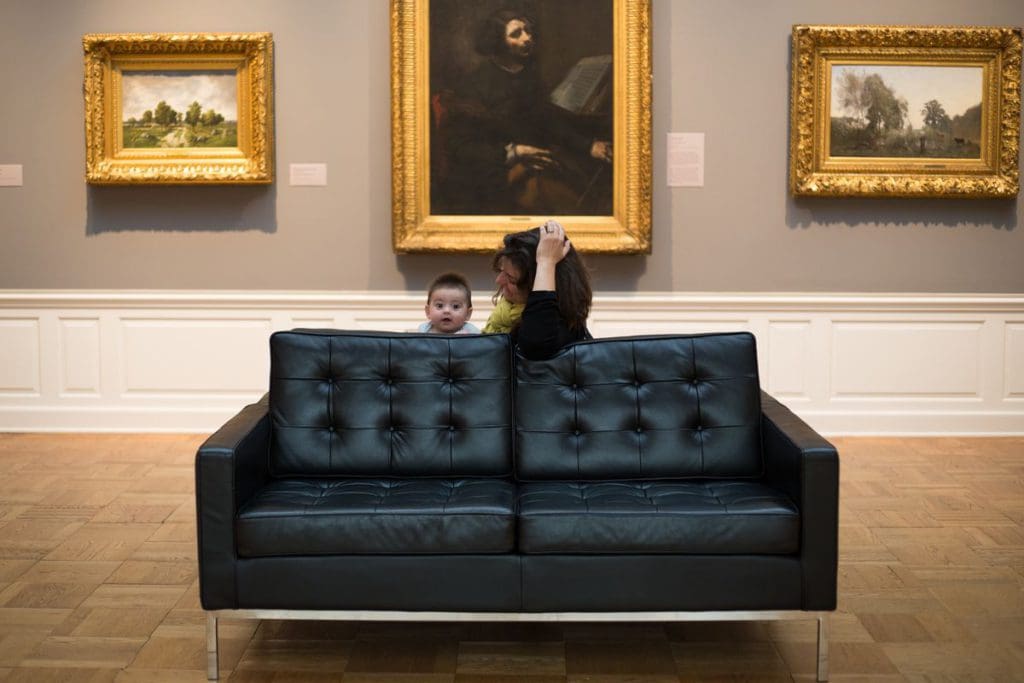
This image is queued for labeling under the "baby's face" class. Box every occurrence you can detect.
[425,286,472,333]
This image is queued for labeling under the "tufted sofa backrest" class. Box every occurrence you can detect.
[515,333,763,480]
[269,330,513,477]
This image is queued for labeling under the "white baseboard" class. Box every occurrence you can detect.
[1,290,1022,435]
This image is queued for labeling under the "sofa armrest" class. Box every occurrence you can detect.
[760,390,839,610]
[195,393,271,609]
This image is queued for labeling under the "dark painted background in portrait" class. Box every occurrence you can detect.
[429,0,615,216]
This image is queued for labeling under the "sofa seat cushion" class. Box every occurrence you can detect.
[517,481,798,554]
[237,478,516,556]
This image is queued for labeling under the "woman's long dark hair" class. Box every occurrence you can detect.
[492,227,592,334]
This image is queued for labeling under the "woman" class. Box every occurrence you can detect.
[483,220,592,359]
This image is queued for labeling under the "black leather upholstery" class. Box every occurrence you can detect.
[270,331,513,477]
[516,334,762,480]
[195,330,839,616]
[521,555,802,611]
[195,394,271,610]
[237,477,516,555]
[761,391,840,610]
[237,555,523,610]
[517,480,799,554]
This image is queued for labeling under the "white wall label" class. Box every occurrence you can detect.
[289,163,327,186]
[667,133,704,187]
[0,165,23,186]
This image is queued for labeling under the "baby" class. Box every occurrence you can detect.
[418,272,480,334]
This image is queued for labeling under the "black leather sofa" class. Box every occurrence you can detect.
[196,330,839,680]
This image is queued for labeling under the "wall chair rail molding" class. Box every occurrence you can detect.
[0,290,1021,435]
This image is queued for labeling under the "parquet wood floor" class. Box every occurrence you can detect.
[0,433,1022,681]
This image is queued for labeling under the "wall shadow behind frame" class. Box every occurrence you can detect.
[85,185,277,234]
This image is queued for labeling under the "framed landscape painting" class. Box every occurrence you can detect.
[84,33,273,184]
[391,0,652,253]
[790,25,1021,198]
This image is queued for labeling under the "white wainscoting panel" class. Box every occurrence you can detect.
[766,321,811,400]
[0,318,41,395]
[59,318,101,396]
[831,321,983,398]
[119,318,272,396]
[1006,323,1024,399]
[0,291,1021,434]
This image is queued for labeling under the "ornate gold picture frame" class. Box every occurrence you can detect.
[391,0,651,253]
[84,33,273,185]
[790,25,1021,198]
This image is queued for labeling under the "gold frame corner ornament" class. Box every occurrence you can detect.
[390,0,652,253]
[83,32,274,185]
[789,25,1021,198]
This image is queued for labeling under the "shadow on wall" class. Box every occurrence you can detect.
[85,185,277,234]
[786,196,1018,231]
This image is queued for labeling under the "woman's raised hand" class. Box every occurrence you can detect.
[536,220,571,265]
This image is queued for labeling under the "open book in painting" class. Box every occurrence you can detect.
[550,54,612,115]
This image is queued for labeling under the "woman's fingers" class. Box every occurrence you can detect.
[536,221,570,263]
[541,221,568,245]
[544,220,564,235]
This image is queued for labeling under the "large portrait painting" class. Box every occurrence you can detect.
[790,25,1021,198]
[391,0,651,253]
[84,33,273,185]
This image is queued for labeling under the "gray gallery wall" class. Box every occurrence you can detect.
[0,0,1022,295]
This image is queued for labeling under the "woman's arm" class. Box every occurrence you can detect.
[516,220,577,360]
[532,219,571,292]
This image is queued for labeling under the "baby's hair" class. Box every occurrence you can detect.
[427,271,473,308]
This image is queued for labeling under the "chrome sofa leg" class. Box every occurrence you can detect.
[206,613,219,680]
[816,613,830,681]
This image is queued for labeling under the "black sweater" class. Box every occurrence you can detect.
[511,291,591,360]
